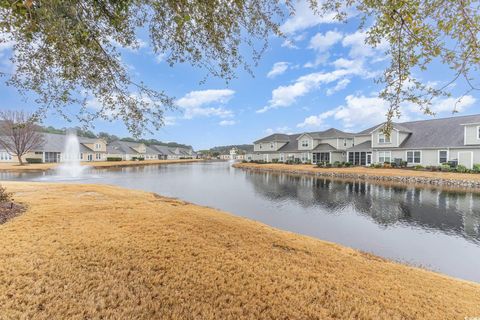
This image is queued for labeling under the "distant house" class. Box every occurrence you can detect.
[246,128,354,163]
[106,141,159,160]
[0,133,107,163]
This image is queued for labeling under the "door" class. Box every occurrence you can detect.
[366,153,372,165]
[458,152,473,169]
[87,154,93,162]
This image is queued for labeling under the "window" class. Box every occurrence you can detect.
[95,153,101,160]
[378,151,391,163]
[407,151,421,164]
[343,139,347,147]
[301,140,309,147]
[378,133,391,144]
[35,151,43,155]
[438,150,448,164]
[80,153,83,160]
[0,152,11,161]
[270,143,274,149]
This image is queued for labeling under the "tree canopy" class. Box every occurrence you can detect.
[1,0,479,135]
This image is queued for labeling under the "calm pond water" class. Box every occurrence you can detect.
[2,161,480,282]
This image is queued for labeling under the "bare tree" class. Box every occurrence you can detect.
[0,111,44,165]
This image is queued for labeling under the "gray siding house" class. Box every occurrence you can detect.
[247,128,354,163]
[347,114,480,168]
[248,114,480,168]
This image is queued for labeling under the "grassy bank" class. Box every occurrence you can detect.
[0,159,202,172]
[234,162,480,183]
[0,182,479,319]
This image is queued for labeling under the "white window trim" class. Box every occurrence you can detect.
[477,125,480,140]
[377,151,392,163]
[378,132,391,144]
[406,150,422,165]
[438,150,449,164]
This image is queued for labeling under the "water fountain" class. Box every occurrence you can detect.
[55,130,86,179]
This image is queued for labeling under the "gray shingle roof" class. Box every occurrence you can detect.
[277,134,302,152]
[312,143,336,151]
[357,114,480,148]
[106,140,140,155]
[35,133,105,153]
[304,128,355,139]
[347,141,372,151]
[254,133,291,143]
[398,114,480,148]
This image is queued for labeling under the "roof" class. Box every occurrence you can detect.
[357,114,480,148]
[357,123,412,135]
[347,141,372,151]
[398,114,480,148]
[107,141,141,155]
[301,128,355,139]
[277,134,302,152]
[35,133,105,153]
[312,143,336,151]
[254,133,291,143]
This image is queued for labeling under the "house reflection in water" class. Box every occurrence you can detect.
[245,172,480,244]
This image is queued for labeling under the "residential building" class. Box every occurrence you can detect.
[0,133,108,163]
[106,140,159,160]
[246,128,354,163]
[247,114,480,168]
[348,114,480,169]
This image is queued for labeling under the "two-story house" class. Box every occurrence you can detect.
[347,114,480,168]
[247,128,354,163]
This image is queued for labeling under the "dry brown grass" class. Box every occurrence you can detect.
[1,182,479,319]
[234,162,480,182]
[0,159,202,172]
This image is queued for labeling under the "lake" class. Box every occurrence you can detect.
[2,161,480,282]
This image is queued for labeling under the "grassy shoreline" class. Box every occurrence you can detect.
[234,162,480,187]
[1,182,479,319]
[0,158,202,172]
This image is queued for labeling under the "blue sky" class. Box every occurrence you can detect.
[1,1,478,150]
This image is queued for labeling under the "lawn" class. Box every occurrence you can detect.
[1,182,479,319]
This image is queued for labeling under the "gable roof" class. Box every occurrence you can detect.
[357,114,480,148]
[347,140,372,151]
[305,128,355,139]
[254,133,291,144]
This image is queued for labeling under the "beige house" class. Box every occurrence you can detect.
[0,133,107,163]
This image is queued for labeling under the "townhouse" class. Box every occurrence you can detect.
[246,128,355,163]
[248,114,480,169]
[0,132,108,163]
[0,132,196,163]
[348,114,480,169]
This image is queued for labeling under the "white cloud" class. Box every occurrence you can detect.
[155,53,166,64]
[164,116,176,126]
[309,30,343,52]
[264,126,292,135]
[326,78,350,96]
[431,96,476,113]
[267,62,289,78]
[175,89,235,120]
[342,30,388,59]
[280,1,338,34]
[258,64,366,113]
[297,94,390,129]
[219,120,236,126]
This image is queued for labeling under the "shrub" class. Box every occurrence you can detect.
[373,163,382,168]
[473,164,480,173]
[456,165,468,173]
[383,162,392,168]
[440,164,451,172]
[0,184,12,203]
[26,158,42,164]
[333,161,341,167]
[271,158,279,163]
[414,165,424,170]
[303,160,311,164]
[344,162,352,167]
[401,161,408,168]
[106,157,122,161]
[325,163,332,168]
[294,158,301,164]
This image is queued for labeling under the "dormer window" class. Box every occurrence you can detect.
[94,143,101,150]
[378,133,391,144]
[270,143,274,148]
[301,140,309,147]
